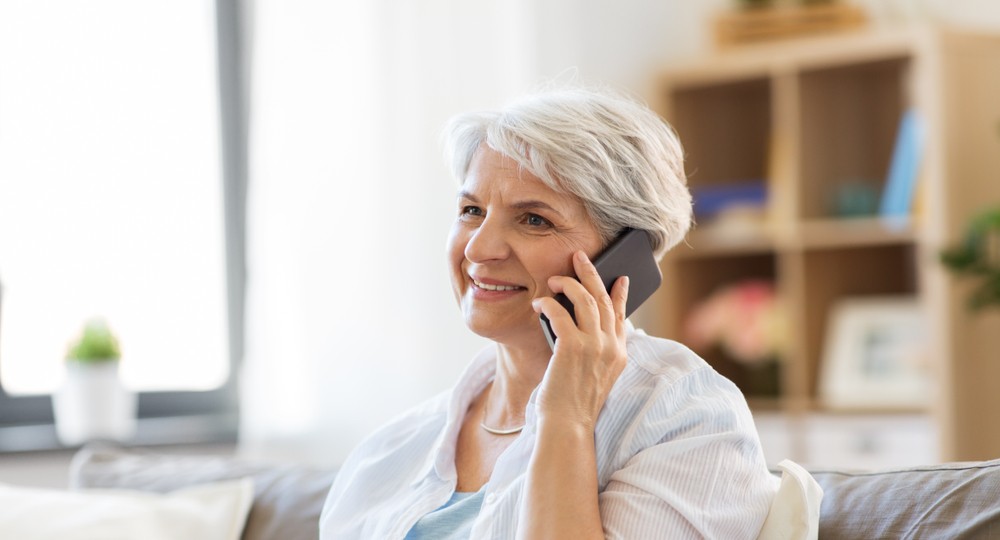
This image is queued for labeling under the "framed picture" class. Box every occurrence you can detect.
[819,296,930,410]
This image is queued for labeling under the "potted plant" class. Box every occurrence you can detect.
[52,318,137,445]
[940,207,1000,311]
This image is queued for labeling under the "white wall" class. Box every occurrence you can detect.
[531,0,727,94]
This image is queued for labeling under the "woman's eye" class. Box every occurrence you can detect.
[461,205,483,217]
[524,214,552,228]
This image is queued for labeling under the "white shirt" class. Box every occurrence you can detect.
[320,325,779,539]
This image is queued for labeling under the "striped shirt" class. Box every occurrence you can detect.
[320,325,779,539]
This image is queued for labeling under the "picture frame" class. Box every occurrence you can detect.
[819,296,930,410]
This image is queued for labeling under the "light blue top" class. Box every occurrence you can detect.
[404,489,485,540]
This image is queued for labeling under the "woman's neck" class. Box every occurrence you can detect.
[486,339,551,424]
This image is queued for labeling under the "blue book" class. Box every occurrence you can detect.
[879,109,924,218]
[691,181,768,219]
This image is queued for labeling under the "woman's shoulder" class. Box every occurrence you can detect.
[596,327,762,488]
[624,327,715,382]
[617,327,750,419]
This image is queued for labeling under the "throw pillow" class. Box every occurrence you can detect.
[0,477,253,540]
[70,444,338,540]
[757,459,823,540]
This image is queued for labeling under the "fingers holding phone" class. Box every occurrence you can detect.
[532,229,661,428]
[538,229,661,348]
[532,259,629,429]
[537,253,628,345]
[570,250,622,336]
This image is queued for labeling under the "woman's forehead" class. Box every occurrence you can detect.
[462,148,573,204]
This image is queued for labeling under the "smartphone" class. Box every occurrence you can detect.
[539,228,662,349]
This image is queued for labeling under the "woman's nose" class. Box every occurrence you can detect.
[464,218,510,263]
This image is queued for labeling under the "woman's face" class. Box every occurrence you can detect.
[447,146,604,345]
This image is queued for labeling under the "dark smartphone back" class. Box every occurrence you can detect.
[540,228,662,349]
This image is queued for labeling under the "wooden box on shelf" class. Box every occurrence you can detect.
[635,27,1000,462]
[714,3,868,48]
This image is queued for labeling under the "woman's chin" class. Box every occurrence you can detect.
[463,317,512,342]
[463,315,548,349]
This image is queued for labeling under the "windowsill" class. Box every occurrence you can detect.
[0,413,238,454]
[0,440,240,489]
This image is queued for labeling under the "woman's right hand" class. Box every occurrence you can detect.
[531,250,629,432]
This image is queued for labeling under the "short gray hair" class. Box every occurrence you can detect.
[443,87,692,260]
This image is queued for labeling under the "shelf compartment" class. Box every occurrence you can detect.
[669,253,782,398]
[670,78,772,188]
[798,56,912,220]
[800,244,918,398]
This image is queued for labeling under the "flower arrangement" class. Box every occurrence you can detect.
[684,280,788,366]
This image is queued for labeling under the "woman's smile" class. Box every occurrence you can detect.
[470,276,527,297]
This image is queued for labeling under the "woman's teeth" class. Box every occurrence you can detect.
[473,279,520,291]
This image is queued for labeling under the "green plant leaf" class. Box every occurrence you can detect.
[66,318,121,362]
[941,207,1000,311]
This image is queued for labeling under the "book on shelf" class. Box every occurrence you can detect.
[879,108,924,219]
[691,180,768,220]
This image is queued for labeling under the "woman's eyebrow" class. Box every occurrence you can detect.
[510,200,566,219]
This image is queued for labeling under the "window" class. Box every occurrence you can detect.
[0,0,245,450]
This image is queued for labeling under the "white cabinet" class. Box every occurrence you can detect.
[756,411,937,470]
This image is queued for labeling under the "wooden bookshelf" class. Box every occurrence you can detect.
[636,27,1000,463]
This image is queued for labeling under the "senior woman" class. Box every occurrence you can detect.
[320,87,779,539]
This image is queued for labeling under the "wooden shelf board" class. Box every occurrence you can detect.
[673,224,776,259]
[673,217,915,259]
[746,397,930,416]
[661,26,922,89]
[797,217,916,249]
[810,403,931,416]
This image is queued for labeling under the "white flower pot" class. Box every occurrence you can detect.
[52,361,137,445]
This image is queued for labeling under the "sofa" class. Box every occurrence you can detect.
[63,445,1000,539]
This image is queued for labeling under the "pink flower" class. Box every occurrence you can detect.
[684,280,787,365]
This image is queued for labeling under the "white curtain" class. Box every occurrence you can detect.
[240,0,536,466]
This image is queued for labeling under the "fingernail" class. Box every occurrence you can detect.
[623,276,630,289]
[575,251,586,263]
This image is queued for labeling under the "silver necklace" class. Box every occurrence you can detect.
[480,401,524,435]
